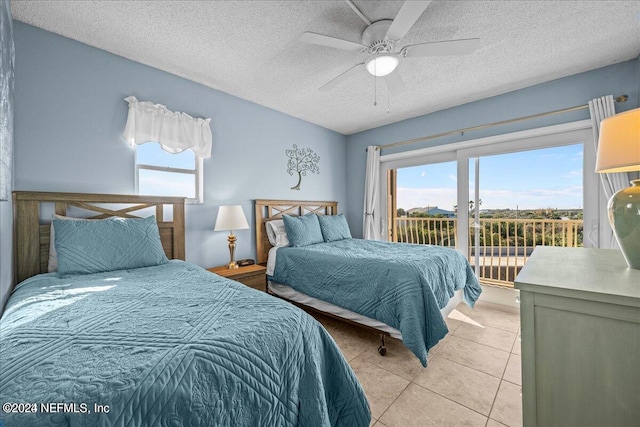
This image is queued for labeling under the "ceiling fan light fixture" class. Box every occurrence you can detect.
[365,54,399,77]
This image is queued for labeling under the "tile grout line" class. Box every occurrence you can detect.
[451,329,518,353]
[457,321,521,335]
[456,307,520,328]
[375,377,412,424]
[351,354,422,383]
[486,338,520,427]
[436,335,510,380]
[346,341,376,364]
[490,317,521,427]
[444,314,465,334]
[409,377,492,421]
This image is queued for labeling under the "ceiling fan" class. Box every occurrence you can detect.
[301,0,480,96]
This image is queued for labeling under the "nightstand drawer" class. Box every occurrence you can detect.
[238,274,266,291]
[207,264,267,292]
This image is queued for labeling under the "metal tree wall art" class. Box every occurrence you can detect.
[286,144,320,190]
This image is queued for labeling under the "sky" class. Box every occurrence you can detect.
[136,142,196,198]
[397,143,584,211]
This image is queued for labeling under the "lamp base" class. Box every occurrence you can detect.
[608,179,640,269]
[227,232,238,269]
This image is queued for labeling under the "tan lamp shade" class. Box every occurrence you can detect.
[595,108,640,173]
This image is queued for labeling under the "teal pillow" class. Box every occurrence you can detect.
[318,214,352,242]
[282,214,324,247]
[54,216,169,275]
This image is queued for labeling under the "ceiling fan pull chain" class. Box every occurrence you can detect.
[373,62,377,106]
[387,85,390,114]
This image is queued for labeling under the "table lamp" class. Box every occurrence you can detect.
[214,205,249,269]
[595,108,640,269]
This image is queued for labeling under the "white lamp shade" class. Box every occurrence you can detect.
[596,108,640,173]
[365,55,399,77]
[214,205,249,231]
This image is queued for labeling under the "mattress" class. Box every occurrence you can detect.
[268,280,464,341]
[269,239,481,366]
[268,280,404,339]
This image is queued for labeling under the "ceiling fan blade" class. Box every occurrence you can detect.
[320,63,365,91]
[300,32,365,52]
[345,0,371,25]
[403,38,480,57]
[385,70,406,96]
[386,1,432,41]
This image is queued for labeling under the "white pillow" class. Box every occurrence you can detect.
[48,214,110,272]
[266,219,289,247]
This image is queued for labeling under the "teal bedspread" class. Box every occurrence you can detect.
[0,261,370,426]
[271,239,482,366]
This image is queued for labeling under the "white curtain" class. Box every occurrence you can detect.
[363,145,381,240]
[588,95,630,249]
[123,96,212,158]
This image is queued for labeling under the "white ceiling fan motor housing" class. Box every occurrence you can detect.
[362,20,394,51]
[363,20,399,77]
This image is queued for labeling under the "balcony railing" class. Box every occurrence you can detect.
[393,217,583,287]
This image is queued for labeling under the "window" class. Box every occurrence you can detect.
[123,96,211,204]
[135,142,203,203]
[380,122,599,288]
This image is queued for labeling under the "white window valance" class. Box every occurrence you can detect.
[123,96,212,159]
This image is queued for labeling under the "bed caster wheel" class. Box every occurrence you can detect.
[378,345,387,356]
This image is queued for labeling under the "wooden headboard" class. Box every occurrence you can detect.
[254,199,338,265]
[13,191,186,285]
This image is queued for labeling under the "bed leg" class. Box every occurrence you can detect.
[378,334,387,356]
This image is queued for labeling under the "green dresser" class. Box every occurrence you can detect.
[515,247,640,427]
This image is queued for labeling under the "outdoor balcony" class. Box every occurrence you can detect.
[392,217,583,287]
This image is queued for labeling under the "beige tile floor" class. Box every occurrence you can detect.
[312,301,523,427]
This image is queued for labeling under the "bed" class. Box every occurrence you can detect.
[255,199,482,367]
[0,192,370,427]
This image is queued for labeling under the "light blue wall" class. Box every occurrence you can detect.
[0,202,10,312]
[0,0,14,313]
[13,22,347,268]
[345,59,640,237]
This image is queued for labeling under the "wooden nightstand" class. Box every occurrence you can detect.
[207,264,267,291]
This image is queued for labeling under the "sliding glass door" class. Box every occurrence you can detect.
[468,144,585,286]
[381,125,598,288]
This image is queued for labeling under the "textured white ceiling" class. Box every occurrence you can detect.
[11,1,640,135]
